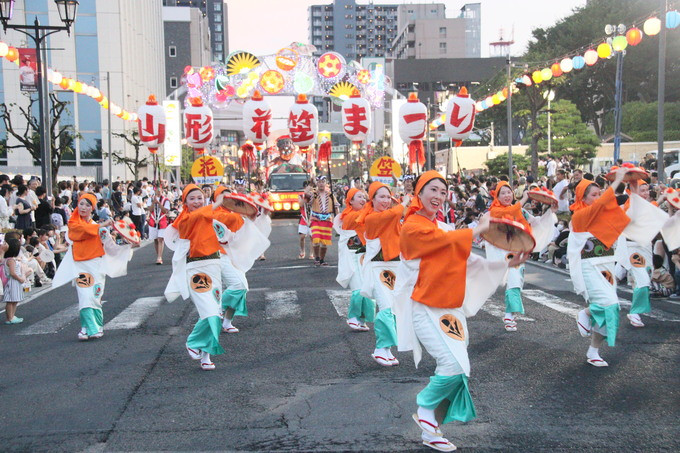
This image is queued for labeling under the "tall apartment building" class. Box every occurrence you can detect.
[391,3,481,59]
[163,0,228,63]
[308,0,399,59]
[163,6,212,96]
[0,0,165,180]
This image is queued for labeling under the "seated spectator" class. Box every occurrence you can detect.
[651,254,674,297]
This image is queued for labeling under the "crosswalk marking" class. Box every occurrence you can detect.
[326,289,352,317]
[617,299,680,323]
[523,289,582,318]
[104,297,165,330]
[265,290,300,319]
[17,301,107,336]
[481,301,535,322]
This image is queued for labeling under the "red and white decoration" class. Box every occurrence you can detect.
[136,95,166,154]
[184,97,214,154]
[444,86,476,146]
[398,92,427,171]
[288,94,318,152]
[242,90,271,147]
[341,93,371,146]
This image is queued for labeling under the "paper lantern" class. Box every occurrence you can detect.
[626,27,643,46]
[398,92,427,171]
[560,58,573,73]
[317,51,345,79]
[572,56,586,70]
[667,10,680,29]
[540,68,553,81]
[551,63,563,77]
[444,87,476,146]
[259,70,285,94]
[6,47,18,62]
[643,17,661,36]
[137,95,166,154]
[288,94,319,150]
[584,49,598,66]
[522,74,532,86]
[475,102,483,112]
[275,47,299,71]
[293,72,314,94]
[597,42,612,59]
[242,90,271,146]
[0,42,7,58]
[612,35,628,51]
[532,70,543,84]
[184,97,214,154]
[341,93,371,145]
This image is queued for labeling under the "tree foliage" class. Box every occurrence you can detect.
[484,152,531,176]
[106,130,149,181]
[536,99,600,165]
[603,101,680,141]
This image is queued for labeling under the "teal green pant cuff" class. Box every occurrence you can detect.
[221,289,248,317]
[590,303,620,347]
[187,315,225,355]
[80,308,103,336]
[504,288,524,314]
[630,286,651,314]
[374,308,397,349]
[347,289,376,322]
[416,374,476,424]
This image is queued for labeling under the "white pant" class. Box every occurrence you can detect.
[412,302,465,376]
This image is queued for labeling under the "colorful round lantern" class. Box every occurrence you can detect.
[626,27,643,46]
[6,47,18,62]
[293,72,314,94]
[572,55,586,70]
[288,94,319,150]
[184,97,214,154]
[275,47,299,71]
[357,69,371,84]
[398,92,427,170]
[551,63,563,77]
[643,17,661,36]
[612,35,628,52]
[667,10,680,29]
[597,42,612,59]
[137,95,166,154]
[242,90,271,146]
[491,94,501,105]
[0,42,8,57]
[560,58,573,73]
[584,49,598,66]
[341,93,371,145]
[317,52,345,79]
[259,70,285,94]
[532,70,543,84]
[485,96,493,107]
[444,87,476,146]
[540,68,553,81]
[522,74,532,86]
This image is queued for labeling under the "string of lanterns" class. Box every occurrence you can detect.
[0,40,137,122]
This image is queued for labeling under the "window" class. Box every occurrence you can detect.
[215,53,223,61]
[214,14,221,22]
[440,42,447,53]
[214,2,222,12]
[345,33,353,39]
[75,36,99,74]
[169,46,177,57]
[345,24,353,29]
[215,23,222,32]
[439,27,446,37]
[215,33,222,41]
[169,77,178,89]
[215,43,223,52]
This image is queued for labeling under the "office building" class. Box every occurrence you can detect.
[163,0,228,63]
[0,0,165,180]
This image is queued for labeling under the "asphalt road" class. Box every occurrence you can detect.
[1,218,679,452]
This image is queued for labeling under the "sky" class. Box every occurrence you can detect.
[228,0,587,58]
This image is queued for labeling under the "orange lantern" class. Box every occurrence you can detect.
[59,78,70,90]
[6,47,18,62]
[626,27,642,46]
[551,63,563,77]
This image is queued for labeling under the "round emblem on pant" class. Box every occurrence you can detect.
[76,273,95,288]
[505,253,515,261]
[439,314,465,341]
[630,253,646,268]
[380,270,396,290]
[601,270,614,285]
[190,273,213,293]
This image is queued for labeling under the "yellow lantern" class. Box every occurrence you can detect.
[73,82,83,93]
[540,68,552,81]
[643,17,661,36]
[584,49,598,66]
[492,94,500,105]
[596,42,612,59]
[532,70,543,84]
[612,35,628,52]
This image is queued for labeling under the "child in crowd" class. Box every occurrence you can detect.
[3,238,26,324]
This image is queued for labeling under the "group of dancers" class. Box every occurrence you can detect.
[50,166,678,452]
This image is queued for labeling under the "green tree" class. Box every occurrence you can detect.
[484,152,531,176]
[603,101,680,141]
[537,99,600,165]
[106,130,149,181]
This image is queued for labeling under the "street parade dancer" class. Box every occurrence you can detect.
[395,171,527,452]
[148,185,171,265]
[357,181,410,366]
[309,175,339,266]
[569,167,666,367]
[484,181,557,332]
[52,193,133,341]
[297,181,314,259]
[213,186,270,334]
[334,187,375,331]
[164,185,241,371]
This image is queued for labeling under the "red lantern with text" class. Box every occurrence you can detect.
[184,97,213,155]
[242,90,271,147]
[136,95,166,154]
[444,87,476,146]
[288,94,318,153]
[398,92,427,172]
[341,93,371,147]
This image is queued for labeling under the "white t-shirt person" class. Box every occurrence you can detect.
[552,177,570,212]
[131,194,144,216]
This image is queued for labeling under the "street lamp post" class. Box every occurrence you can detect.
[0,0,79,193]
[542,90,556,154]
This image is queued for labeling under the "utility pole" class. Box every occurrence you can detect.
[657,0,667,183]
[506,54,513,185]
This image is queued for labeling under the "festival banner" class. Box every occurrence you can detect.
[369,156,402,185]
[163,100,181,166]
[18,48,37,92]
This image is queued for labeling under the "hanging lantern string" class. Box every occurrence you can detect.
[0,39,137,122]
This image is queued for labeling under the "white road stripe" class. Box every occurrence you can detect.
[618,299,680,323]
[104,296,166,330]
[17,301,107,335]
[523,289,582,318]
[481,301,535,322]
[265,290,300,319]
[326,289,352,317]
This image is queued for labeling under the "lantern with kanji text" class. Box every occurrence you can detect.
[136,95,166,154]
[398,92,427,171]
[444,87,476,146]
[288,94,318,153]
[341,93,371,146]
[242,90,271,147]
[184,97,214,155]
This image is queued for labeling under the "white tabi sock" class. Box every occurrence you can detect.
[385,348,395,359]
[587,346,600,359]
[222,317,233,329]
[347,317,359,325]
[373,347,388,359]
[504,312,513,320]
[417,406,437,426]
[200,351,212,363]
